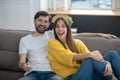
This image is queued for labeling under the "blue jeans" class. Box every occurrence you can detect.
[92,50,120,80]
[18,71,62,80]
[104,50,120,78]
[64,50,120,80]
[64,58,94,80]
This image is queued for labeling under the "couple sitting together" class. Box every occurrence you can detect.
[18,11,120,80]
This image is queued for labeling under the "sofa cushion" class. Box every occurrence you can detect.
[0,70,24,80]
[0,51,24,72]
[75,37,120,55]
[0,29,31,52]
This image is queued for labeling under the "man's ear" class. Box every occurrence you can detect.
[48,22,50,25]
[33,20,35,23]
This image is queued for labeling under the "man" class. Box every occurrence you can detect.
[18,11,117,80]
[18,11,62,80]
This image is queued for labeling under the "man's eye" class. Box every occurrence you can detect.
[38,19,42,22]
[45,21,49,23]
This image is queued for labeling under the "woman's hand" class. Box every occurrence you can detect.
[104,61,113,76]
[89,50,104,61]
[22,62,32,71]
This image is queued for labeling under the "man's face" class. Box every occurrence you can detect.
[34,16,50,34]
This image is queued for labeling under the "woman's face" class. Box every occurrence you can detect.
[55,20,67,41]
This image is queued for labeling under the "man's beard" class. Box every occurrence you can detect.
[35,26,47,34]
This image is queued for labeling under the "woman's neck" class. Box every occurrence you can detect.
[59,38,66,44]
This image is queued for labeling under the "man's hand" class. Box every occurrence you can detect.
[72,33,117,39]
[22,62,32,71]
[100,33,117,39]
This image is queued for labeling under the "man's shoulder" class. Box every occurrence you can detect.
[20,34,31,41]
[45,30,53,34]
[45,30,54,38]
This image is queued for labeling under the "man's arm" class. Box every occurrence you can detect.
[19,53,27,69]
[19,53,32,71]
[72,33,117,39]
[18,38,32,71]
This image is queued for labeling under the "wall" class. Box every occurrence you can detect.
[0,3,1,27]
[0,0,48,31]
[0,0,30,30]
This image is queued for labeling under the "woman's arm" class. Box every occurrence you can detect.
[73,50,103,61]
[48,39,75,67]
[72,33,117,39]
[74,40,103,61]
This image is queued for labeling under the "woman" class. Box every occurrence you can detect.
[48,17,120,80]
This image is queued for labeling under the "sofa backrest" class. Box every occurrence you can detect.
[0,29,32,52]
[0,29,32,72]
[75,37,120,55]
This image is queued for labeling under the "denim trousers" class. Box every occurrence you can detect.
[18,71,62,80]
[64,50,120,80]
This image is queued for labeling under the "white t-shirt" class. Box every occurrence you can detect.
[19,30,54,75]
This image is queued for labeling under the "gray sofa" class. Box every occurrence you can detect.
[0,29,120,80]
[0,29,31,80]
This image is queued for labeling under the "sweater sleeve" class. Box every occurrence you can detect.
[48,38,75,67]
[75,39,90,54]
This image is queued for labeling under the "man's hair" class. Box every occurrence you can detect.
[34,11,51,22]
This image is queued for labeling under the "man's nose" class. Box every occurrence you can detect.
[41,22,45,25]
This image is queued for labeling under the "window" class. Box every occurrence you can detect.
[71,0,112,9]
[48,0,120,12]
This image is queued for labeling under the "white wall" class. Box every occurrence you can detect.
[0,0,30,30]
[0,3,1,27]
[29,0,41,31]
[0,0,48,31]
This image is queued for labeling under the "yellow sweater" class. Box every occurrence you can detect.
[48,38,89,79]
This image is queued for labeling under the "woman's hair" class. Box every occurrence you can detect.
[54,17,78,53]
